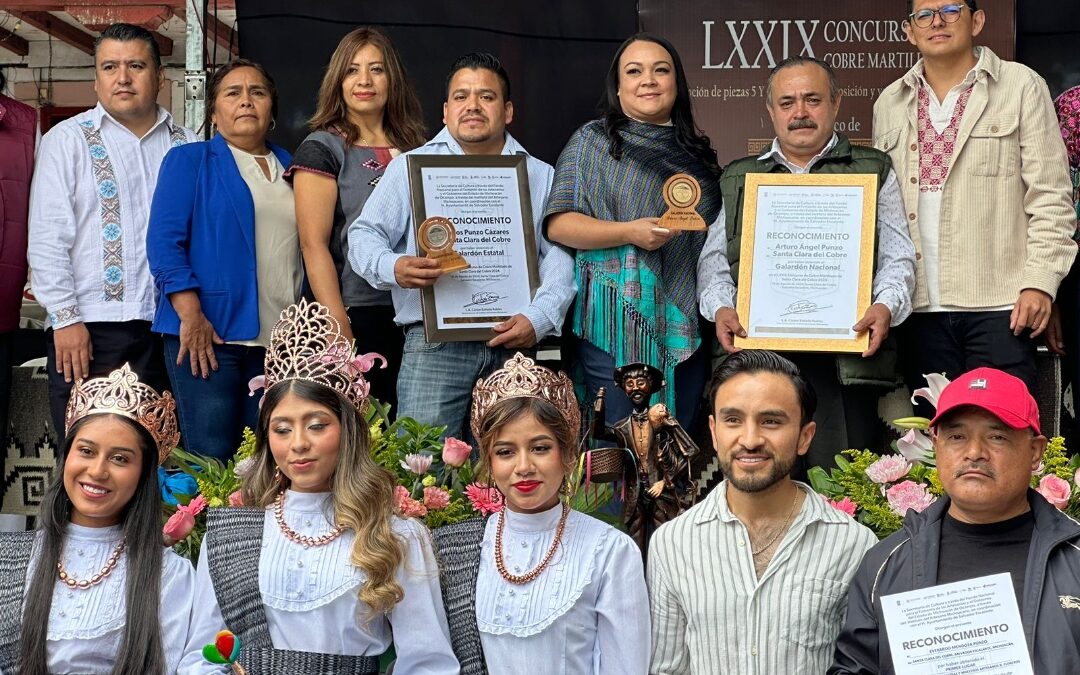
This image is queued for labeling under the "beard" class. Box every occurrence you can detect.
[718,449,797,493]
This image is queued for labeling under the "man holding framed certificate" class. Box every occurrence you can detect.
[348,53,574,438]
[697,56,916,472]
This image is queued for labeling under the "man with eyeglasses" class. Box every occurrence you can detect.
[873,1,1075,409]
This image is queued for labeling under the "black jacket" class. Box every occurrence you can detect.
[829,491,1080,674]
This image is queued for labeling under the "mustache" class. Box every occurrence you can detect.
[954,461,996,479]
[788,118,817,130]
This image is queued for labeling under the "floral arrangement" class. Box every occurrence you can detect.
[367,401,612,528]
[160,427,257,561]
[160,399,613,560]
[809,374,1079,539]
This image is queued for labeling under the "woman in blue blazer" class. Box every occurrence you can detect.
[148,59,301,461]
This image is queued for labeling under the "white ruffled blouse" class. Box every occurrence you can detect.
[179,490,457,674]
[476,505,651,675]
[18,523,196,674]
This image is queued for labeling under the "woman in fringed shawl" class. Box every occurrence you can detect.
[544,33,722,431]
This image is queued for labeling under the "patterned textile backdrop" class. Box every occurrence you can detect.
[3,365,58,515]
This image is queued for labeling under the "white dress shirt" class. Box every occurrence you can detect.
[696,133,917,326]
[648,481,877,675]
[13,523,196,674]
[179,490,458,674]
[476,505,651,675]
[27,103,195,328]
[347,127,576,339]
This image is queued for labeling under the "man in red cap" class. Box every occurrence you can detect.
[830,367,1080,674]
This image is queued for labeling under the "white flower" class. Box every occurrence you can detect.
[910,372,951,409]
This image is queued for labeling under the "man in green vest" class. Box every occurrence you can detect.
[697,56,916,474]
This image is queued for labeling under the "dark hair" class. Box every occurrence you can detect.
[308,27,426,150]
[600,33,721,180]
[20,413,166,675]
[94,23,161,70]
[766,56,840,103]
[707,350,817,427]
[206,58,279,132]
[445,52,511,101]
[476,397,579,482]
[906,0,978,15]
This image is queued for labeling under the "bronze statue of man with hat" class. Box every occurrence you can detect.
[591,362,700,554]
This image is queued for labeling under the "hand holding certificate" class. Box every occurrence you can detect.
[734,173,877,353]
[407,155,540,342]
[881,573,1033,675]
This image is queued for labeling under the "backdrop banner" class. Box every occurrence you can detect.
[639,0,1017,164]
[237,0,637,163]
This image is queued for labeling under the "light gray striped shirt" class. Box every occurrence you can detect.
[648,481,877,675]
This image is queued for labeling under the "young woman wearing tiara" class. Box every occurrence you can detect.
[179,299,457,674]
[0,365,194,674]
[435,353,651,675]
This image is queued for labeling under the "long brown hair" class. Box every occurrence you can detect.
[308,27,426,150]
[242,379,405,617]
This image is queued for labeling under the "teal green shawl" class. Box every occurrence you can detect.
[544,120,721,408]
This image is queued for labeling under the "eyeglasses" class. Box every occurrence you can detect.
[907,4,967,28]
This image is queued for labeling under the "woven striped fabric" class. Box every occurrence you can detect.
[545,119,721,410]
[432,517,488,675]
[205,508,378,674]
[0,531,35,672]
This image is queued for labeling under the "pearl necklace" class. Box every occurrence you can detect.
[273,491,343,548]
[57,539,126,589]
[495,502,570,585]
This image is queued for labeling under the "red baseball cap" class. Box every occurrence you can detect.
[930,368,1041,435]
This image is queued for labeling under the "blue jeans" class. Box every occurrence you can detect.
[577,338,710,432]
[396,327,522,440]
[163,336,264,462]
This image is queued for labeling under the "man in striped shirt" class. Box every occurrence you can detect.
[648,350,877,674]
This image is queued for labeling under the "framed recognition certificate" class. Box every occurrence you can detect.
[734,173,877,353]
[407,155,541,342]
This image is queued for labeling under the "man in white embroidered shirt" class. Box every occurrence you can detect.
[28,23,195,440]
[873,1,1076,407]
[648,350,877,674]
[348,52,575,439]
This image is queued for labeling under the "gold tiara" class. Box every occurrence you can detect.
[257,299,377,411]
[470,353,580,440]
[65,364,180,464]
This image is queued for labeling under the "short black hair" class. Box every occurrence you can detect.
[906,0,978,15]
[707,350,817,427]
[766,55,840,103]
[94,22,161,70]
[206,58,279,131]
[445,52,511,101]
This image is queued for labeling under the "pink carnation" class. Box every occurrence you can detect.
[1075,467,1080,489]
[825,495,857,517]
[1036,474,1071,510]
[394,485,428,519]
[228,490,244,507]
[465,482,504,516]
[441,437,473,468]
[886,481,936,516]
[865,454,911,484]
[423,486,451,510]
